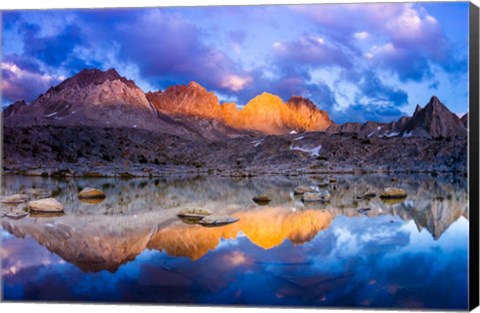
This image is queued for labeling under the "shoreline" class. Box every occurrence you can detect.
[2,166,467,178]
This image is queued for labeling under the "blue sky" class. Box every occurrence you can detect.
[1,2,470,123]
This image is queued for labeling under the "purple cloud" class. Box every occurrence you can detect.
[1,3,469,121]
[1,62,63,103]
[273,36,351,69]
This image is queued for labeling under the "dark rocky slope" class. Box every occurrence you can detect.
[3,125,467,176]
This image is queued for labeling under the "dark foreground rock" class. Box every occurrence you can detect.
[3,125,467,176]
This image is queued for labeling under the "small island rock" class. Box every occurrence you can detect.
[252,195,271,204]
[380,188,407,199]
[78,188,106,199]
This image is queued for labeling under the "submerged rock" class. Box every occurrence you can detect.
[28,198,64,213]
[294,185,319,195]
[252,195,271,205]
[21,188,51,199]
[5,210,28,219]
[380,187,407,199]
[358,208,371,214]
[199,213,239,227]
[78,188,106,199]
[177,208,213,221]
[363,191,376,198]
[1,194,30,204]
[301,190,331,202]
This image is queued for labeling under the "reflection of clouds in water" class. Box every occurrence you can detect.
[1,234,64,276]
[1,212,469,308]
[223,250,251,267]
[0,173,469,308]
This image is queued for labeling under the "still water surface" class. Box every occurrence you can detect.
[1,174,469,309]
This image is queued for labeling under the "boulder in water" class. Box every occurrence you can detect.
[78,188,106,199]
[28,198,64,213]
[199,214,239,227]
[252,195,271,205]
[177,208,213,221]
[380,188,407,199]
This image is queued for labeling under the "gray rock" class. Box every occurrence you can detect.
[199,214,239,227]
[1,194,30,204]
[5,210,28,219]
[177,208,213,221]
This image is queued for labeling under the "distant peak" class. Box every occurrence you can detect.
[414,104,422,115]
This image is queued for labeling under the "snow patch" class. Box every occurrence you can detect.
[294,136,305,141]
[44,112,57,117]
[133,124,138,128]
[251,139,264,147]
[402,131,413,138]
[384,131,399,138]
[290,144,322,157]
[289,130,298,134]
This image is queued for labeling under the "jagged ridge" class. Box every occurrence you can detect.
[3,68,467,139]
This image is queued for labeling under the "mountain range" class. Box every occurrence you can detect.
[3,68,467,140]
[2,68,468,176]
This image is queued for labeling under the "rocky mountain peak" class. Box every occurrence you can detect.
[51,68,137,93]
[404,96,466,138]
[146,82,222,119]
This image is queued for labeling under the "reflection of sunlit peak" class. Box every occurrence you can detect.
[231,207,333,249]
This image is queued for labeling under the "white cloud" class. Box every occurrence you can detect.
[354,31,369,40]
[220,74,253,92]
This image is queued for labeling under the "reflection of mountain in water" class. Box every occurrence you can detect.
[1,174,468,272]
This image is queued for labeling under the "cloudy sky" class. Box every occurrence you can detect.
[1,2,469,123]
